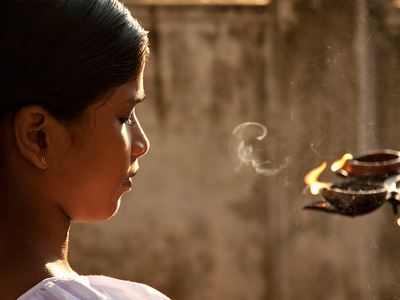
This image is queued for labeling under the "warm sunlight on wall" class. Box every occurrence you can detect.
[122,0,270,5]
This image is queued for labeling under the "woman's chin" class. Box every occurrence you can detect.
[72,198,122,223]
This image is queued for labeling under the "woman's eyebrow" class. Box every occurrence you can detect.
[125,93,146,104]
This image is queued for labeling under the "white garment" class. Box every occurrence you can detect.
[17,276,171,300]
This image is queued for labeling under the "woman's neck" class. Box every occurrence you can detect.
[0,190,78,299]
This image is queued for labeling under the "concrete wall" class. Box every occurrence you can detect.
[69,1,400,299]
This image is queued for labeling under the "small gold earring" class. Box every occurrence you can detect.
[41,156,48,164]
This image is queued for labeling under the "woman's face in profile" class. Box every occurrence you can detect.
[49,68,149,222]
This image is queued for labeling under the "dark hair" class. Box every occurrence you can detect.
[0,0,149,122]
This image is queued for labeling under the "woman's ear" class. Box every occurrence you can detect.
[13,105,57,170]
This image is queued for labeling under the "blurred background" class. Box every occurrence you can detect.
[69,0,400,299]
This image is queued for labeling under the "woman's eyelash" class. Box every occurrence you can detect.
[120,117,132,124]
[120,116,135,124]
[120,110,136,125]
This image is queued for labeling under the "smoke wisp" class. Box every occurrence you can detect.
[230,122,290,176]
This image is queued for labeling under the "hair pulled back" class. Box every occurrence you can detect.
[0,0,149,122]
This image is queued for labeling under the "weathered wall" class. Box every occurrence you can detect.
[69,1,400,299]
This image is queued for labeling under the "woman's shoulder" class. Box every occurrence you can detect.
[86,276,170,300]
[17,276,170,300]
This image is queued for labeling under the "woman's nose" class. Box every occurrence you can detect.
[131,123,150,158]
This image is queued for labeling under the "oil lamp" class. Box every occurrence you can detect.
[304,150,400,217]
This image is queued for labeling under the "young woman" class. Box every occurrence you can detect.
[0,1,170,299]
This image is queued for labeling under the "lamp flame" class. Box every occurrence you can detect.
[304,162,331,195]
[331,153,353,172]
[397,218,400,227]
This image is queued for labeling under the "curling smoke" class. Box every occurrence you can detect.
[230,122,289,176]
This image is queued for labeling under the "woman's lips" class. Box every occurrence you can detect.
[122,177,132,187]
[122,171,137,188]
[122,164,139,189]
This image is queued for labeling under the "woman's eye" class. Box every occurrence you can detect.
[120,117,132,124]
[120,116,134,125]
[120,109,136,125]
